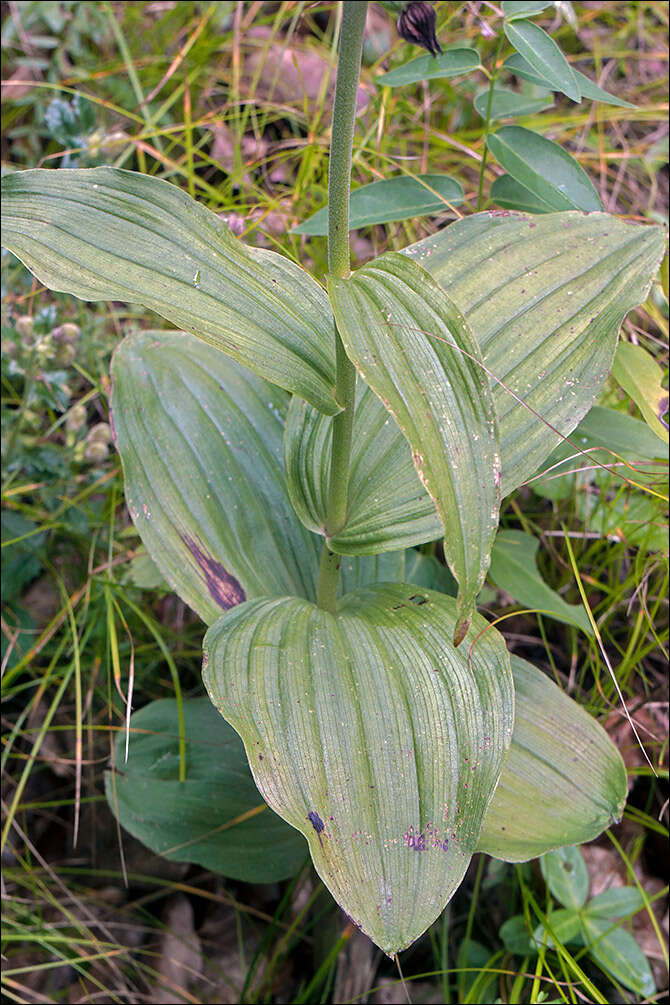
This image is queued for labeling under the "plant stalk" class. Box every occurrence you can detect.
[476,32,504,211]
[316,1,367,613]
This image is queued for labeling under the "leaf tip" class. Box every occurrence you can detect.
[453,616,470,648]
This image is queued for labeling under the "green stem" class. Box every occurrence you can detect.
[316,1,367,614]
[476,33,504,211]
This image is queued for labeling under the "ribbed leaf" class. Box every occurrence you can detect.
[403,211,666,494]
[111,330,320,624]
[284,381,442,554]
[1,168,338,414]
[478,656,627,861]
[293,175,464,235]
[375,47,480,87]
[203,584,513,955]
[105,698,307,882]
[404,549,457,595]
[503,20,580,102]
[338,550,407,594]
[328,254,501,642]
[486,126,602,211]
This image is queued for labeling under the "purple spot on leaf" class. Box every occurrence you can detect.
[308,811,325,834]
[182,534,246,610]
[404,829,426,852]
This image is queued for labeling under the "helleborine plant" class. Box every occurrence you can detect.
[1,2,665,956]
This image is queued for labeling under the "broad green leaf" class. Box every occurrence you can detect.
[294,175,464,235]
[375,47,480,87]
[111,330,320,625]
[502,1,555,19]
[478,655,627,861]
[504,53,636,107]
[105,698,307,882]
[284,381,442,555]
[529,405,666,500]
[585,887,646,920]
[490,173,556,213]
[612,340,669,444]
[500,915,536,955]
[404,549,457,595]
[1,168,338,414]
[541,846,589,910]
[563,405,666,464]
[580,917,656,997]
[202,584,514,955]
[503,20,580,102]
[338,550,406,595]
[328,253,501,642]
[403,211,665,494]
[502,909,585,956]
[576,485,668,553]
[488,529,594,635]
[486,126,602,211]
[533,908,583,949]
[474,86,554,121]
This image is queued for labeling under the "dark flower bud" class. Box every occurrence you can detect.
[397,2,442,56]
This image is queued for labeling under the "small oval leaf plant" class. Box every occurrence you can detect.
[1,1,665,959]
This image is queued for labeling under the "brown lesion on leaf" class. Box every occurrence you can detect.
[181,534,246,610]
